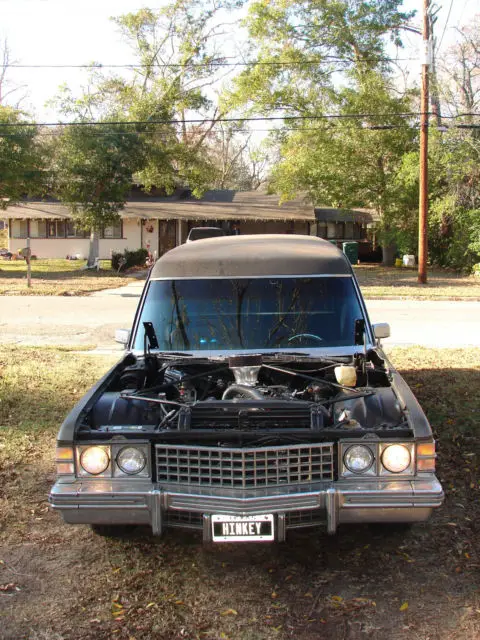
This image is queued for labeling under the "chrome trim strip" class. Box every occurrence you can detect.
[150,274,353,281]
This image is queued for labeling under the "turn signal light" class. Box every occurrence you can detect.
[56,446,74,475]
[416,442,436,472]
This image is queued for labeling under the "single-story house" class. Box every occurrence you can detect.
[0,189,377,259]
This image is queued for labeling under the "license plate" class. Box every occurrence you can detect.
[211,514,274,542]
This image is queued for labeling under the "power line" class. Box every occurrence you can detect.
[437,0,455,53]
[0,113,430,128]
[5,56,420,70]
[2,122,480,139]
[1,111,478,130]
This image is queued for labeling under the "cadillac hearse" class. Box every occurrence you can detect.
[49,235,444,542]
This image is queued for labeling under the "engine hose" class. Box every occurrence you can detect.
[222,384,265,400]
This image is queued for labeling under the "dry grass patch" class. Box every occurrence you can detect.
[0,259,137,295]
[355,264,480,300]
[0,346,479,640]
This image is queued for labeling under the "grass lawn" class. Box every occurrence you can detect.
[355,264,480,300]
[0,346,479,640]
[0,258,137,295]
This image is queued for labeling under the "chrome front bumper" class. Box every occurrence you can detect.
[49,475,444,538]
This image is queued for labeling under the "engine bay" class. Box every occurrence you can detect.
[79,351,411,442]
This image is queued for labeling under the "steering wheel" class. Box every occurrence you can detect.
[288,333,324,345]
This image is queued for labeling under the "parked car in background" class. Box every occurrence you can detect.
[186,226,226,242]
[49,235,443,543]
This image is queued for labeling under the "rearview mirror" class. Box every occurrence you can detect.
[372,323,391,340]
[115,329,131,347]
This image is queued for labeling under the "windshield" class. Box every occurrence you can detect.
[132,276,364,351]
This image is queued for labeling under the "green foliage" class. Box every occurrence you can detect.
[52,122,146,229]
[227,0,414,114]
[49,0,239,210]
[225,1,417,256]
[270,72,416,244]
[0,106,45,207]
[395,128,480,271]
[111,248,148,271]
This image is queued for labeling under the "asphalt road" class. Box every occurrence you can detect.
[1,283,479,350]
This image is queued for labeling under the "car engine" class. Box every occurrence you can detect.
[81,352,410,444]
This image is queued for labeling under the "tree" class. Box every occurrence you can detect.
[227,0,415,115]
[0,39,27,107]
[269,72,416,263]
[222,1,417,262]
[49,0,245,263]
[52,121,146,264]
[201,124,269,190]
[0,105,43,208]
[438,16,480,119]
[52,1,241,197]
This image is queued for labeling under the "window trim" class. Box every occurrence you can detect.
[101,220,124,239]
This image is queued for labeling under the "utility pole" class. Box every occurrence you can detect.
[418,0,430,284]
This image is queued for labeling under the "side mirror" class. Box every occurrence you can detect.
[115,329,131,347]
[372,323,391,340]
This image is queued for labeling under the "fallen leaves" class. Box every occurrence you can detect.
[220,608,238,616]
[400,602,409,612]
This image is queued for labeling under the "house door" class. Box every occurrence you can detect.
[158,220,177,256]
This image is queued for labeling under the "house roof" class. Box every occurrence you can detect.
[315,208,378,224]
[151,234,351,278]
[0,190,314,223]
[0,191,378,224]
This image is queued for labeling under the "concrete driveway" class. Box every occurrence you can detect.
[0,283,479,350]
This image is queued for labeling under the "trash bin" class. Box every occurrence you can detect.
[342,242,358,264]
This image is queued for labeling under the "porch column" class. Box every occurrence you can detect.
[176,219,183,245]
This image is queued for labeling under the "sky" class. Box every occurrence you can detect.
[0,0,478,122]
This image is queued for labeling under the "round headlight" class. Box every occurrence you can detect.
[344,445,374,474]
[382,444,411,473]
[116,447,146,475]
[80,446,110,475]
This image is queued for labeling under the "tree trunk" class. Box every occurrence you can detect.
[381,242,397,266]
[87,229,99,267]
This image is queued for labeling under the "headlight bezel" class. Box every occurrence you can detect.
[380,444,412,474]
[343,444,375,475]
[77,445,111,477]
[75,443,151,479]
[340,441,415,478]
[115,446,147,476]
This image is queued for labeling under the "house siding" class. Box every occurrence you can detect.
[8,219,142,259]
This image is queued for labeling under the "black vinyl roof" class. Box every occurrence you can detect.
[151,234,352,278]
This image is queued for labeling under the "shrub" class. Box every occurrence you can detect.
[111,248,148,271]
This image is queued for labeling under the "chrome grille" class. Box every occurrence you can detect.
[155,443,334,488]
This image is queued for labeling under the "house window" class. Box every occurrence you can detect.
[317,222,327,238]
[67,221,88,238]
[102,221,123,239]
[12,220,28,238]
[30,220,47,238]
[47,221,66,238]
[327,222,336,238]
